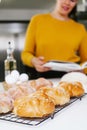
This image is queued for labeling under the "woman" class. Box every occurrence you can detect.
[21,0,87,79]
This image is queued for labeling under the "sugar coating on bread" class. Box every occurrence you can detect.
[13,93,55,118]
[38,87,70,105]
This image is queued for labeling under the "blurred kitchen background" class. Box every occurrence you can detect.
[0,0,87,81]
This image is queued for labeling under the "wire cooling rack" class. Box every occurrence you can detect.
[0,93,87,126]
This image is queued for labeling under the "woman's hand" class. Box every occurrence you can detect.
[31,56,51,72]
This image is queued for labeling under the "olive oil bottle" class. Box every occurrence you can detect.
[4,42,17,77]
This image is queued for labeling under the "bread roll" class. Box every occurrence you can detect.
[7,85,34,101]
[58,81,84,97]
[0,92,13,113]
[38,87,70,105]
[13,93,55,118]
[28,78,53,90]
[60,72,87,92]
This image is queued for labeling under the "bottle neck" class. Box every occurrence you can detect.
[7,52,14,60]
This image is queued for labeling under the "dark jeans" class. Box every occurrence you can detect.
[25,66,67,79]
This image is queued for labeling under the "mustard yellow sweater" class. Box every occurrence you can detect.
[21,13,87,67]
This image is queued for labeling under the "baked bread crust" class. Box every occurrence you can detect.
[13,92,55,118]
[58,81,85,97]
[0,92,13,113]
[38,87,70,105]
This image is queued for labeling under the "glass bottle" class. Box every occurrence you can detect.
[4,41,17,77]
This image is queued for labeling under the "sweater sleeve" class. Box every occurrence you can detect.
[79,26,87,63]
[21,15,37,67]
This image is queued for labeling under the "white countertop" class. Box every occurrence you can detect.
[0,78,87,130]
